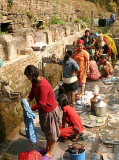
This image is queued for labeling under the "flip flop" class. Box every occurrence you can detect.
[40,154,54,160]
[38,147,47,155]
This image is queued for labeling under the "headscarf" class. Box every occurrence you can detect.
[77,39,87,51]
[77,39,84,45]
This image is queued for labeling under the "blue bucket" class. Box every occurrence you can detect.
[70,149,86,160]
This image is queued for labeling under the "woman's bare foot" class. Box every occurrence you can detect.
[72,133,80,141]
[76,92,84,99]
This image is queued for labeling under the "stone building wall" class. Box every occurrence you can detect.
[0,29,85,142]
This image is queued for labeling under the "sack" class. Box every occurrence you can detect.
[18,150,42,160]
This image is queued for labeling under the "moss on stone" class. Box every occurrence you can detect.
[43,63,62,88]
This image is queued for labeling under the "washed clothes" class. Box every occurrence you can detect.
[21,99,38,144]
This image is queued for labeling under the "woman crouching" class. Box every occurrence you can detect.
[58,94,84,141]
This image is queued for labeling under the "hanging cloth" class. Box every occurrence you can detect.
[21,99,38,144]
[99,19,106,27]
[103,34,118,65]
[103,37,112,55]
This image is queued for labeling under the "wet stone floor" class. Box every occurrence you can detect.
[1,63,119,160]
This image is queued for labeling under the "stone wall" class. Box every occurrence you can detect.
[0,0,79,33]
[0,0,7,11]
[9,0,77,24]
[0,29,85,142]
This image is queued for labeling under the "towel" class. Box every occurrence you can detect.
[21,99,38,144]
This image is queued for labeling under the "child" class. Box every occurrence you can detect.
[97,55,103,69]
[100,55,114,78]
[87,55,100,80]
[58,94,84,141]
[94,47,101,62]
[53,49,79,106]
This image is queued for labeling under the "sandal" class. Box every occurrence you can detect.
[40,154,54,160]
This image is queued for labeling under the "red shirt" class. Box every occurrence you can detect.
[63,105,84,133]
[28,78,57,113]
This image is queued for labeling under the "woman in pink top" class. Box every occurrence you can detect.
[24,65,61,160]
[87,55,100,80]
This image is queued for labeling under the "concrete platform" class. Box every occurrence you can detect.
[1,64,119,160]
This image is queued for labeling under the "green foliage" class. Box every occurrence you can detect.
[107,2,117,13]
[26,11,33,19]
[81,22,87,28]
[80,16,90,25]
[0,32,7,35]
[34,15,38,22]
[86,0,117,12]
[50,16,66,26]
[39,24,47,29]
[8,0,14,7]
[94,26,111,34]
[73,18,81,23]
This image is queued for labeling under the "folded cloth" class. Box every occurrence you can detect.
[21,99,38,144]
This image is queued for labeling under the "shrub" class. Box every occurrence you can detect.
[26,11,33,19]
[73,18,81,23]
[50,16,65,26]
[107,2,117,13]
[0,32,7,35]
[39,25,47,29]
[8,0,14,7]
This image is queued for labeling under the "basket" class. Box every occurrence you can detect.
[18,150,42,160]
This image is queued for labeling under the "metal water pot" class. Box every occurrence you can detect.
[95,98,106,117]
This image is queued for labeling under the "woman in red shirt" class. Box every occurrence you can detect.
[58,94,84,141]
[24,65,61,160]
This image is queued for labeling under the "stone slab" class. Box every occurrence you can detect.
[114,145,119,154]
[99,129,119,144]
[81,130,97,142]
[89,153,100,160]
[80,115,106,128]
[108,112,119,128]
[102,153,119,160]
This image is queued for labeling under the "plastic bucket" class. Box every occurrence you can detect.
[70,149,86,160]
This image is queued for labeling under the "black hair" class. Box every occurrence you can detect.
[90,55,94,61]
[24,65,39,83]
[64,54,69,62]
[67,49,74,56]
[100,55,107,59]
[58,94,69,108]
[102,55,108,60]
[64,49,74,62]
[95,46,100,50]
[85,30,90,34]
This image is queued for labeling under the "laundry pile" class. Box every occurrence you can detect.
[76,91,94,106]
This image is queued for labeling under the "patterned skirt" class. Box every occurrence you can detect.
[39,106,61,142]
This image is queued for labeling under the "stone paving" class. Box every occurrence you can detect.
[1,63,119,160]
